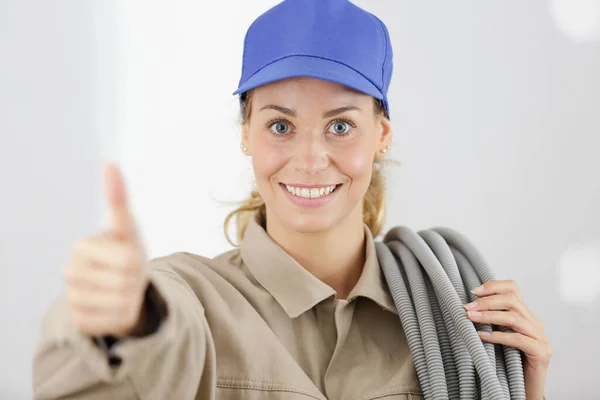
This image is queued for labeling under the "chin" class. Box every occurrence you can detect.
[283,212,341,234]
[261,181,364,235]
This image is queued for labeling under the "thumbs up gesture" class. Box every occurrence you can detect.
[63,163,149,338]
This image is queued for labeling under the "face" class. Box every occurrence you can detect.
[242,77,392,235]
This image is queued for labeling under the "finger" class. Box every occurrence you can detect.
[467,310,543,341]
[71,235,144,274]
[478,330,546,359]
[64,257,142,292]
[68,287,133,314]
[465,293,531,319]
[103,162,138,241]
[472,280,522,300]
[72,309,136,337]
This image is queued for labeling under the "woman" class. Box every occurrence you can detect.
[32,0,551,399]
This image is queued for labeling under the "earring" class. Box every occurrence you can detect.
[240,144,248,153]
[380,145,391,154]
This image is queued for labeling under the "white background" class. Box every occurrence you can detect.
[1,1,599,398]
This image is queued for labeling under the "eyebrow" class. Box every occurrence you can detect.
[259,105,361,118]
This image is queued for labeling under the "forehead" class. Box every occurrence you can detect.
[251,77,369,105]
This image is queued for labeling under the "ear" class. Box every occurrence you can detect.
[241,123,251,155]
[375,117,393,158]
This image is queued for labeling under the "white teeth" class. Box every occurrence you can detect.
[285,184,338,199]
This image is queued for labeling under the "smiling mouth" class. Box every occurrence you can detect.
[281,183,341,199]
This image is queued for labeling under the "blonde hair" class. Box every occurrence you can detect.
[223,90,389,246]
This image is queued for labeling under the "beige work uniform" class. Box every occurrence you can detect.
[33,214,423,400]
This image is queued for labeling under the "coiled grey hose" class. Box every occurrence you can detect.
[376,226,526,400]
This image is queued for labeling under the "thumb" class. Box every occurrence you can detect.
[103,162,137,240]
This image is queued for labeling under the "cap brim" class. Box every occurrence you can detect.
[232,55,383,100]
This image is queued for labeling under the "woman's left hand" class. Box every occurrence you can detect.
[464,280,551,400]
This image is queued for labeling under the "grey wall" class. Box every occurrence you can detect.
[1,1,114,397]
[1,1,598,398]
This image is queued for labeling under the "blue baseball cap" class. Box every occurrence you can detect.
[233,0,394,118]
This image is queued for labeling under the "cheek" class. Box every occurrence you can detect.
[337,144,374,185]
[250,138,286,185]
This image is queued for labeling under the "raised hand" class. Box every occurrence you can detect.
[63,162,149,338]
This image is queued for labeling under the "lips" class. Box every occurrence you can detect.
[284,184,339,199]
[279,182,342,208]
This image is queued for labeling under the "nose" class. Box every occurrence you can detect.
[292,131,330,175]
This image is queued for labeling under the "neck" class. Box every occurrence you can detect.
[266,208,366,299]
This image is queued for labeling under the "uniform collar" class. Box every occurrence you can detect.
[240,213,398,318]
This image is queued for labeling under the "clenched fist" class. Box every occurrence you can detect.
[63,162,150,339]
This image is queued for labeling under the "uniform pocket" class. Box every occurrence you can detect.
[367,394,424,400]
[361,385,423,400]
[216,387,325,400]
[216,377,327,400]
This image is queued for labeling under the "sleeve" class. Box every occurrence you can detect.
[32,259,217,400]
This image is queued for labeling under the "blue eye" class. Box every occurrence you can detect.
[270,121,291,135]
[328,121,350,135]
